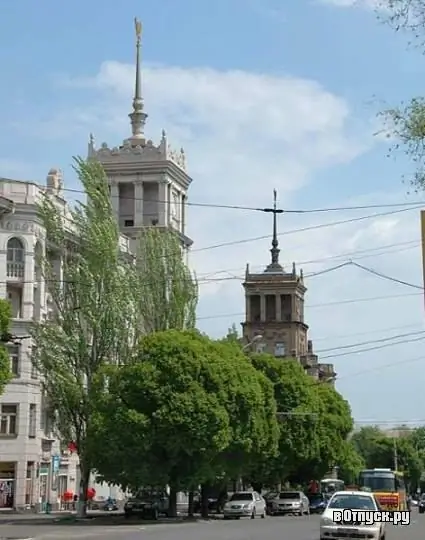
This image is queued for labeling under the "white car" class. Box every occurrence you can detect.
[320,491,386,540]
[223,491,266,519]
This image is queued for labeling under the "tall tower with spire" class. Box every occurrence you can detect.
[241,190,308,359]
[88,18,193,252]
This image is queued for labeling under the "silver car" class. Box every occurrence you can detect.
[268,491,310,516]
[223,491,266,519]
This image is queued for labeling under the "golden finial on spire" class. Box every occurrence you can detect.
[134,17,142,43]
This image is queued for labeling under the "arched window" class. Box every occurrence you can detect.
[7,238,25,278]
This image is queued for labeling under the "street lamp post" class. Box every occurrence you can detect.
[242,335,263,352]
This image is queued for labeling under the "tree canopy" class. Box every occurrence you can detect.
[92,330,280,515]
[31,157,138,515]
[0,300,12,394]
[351,425,425,490]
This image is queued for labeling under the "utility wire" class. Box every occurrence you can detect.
[192,205,422,253]
[199,239,420,277]
[54,184,425,214]
[320,335,425,360]
[315,330,425,354]
[312,321,424,342]
[197,292,423,321]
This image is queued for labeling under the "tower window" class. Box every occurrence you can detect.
[124,219,134,227]
[274,342,285,357]
[281,294,292,321]
[250,295,261,322]
[265,295,276,321]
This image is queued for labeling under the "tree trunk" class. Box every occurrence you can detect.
[168,486,178,518]
[200,483,209,519]
[252,482,263,493]
[77,463,90,518]
[188,491,194,517]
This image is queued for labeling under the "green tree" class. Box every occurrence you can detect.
[31,157,139,516]
[351,426,424,489]
[92,330,279,516]
[288,382,355,485]
[249,354,322,487]
[376,1,425,188]
[0,300,12,393]
[338,441,365,485]
[135,227,198,332]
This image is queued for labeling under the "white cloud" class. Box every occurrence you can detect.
[46,60,425,423]
[317,0,382,8]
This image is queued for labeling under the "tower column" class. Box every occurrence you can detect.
[260,295,266,322]
[110,180,119,217]
[275,293,281,321]
[134,182,144,226]
[245,295,251,322]
[158,178,168,227]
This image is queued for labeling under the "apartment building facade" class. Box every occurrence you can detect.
[0,20,193,511]
[0,172,81,510]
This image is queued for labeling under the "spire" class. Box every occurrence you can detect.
[128,17,148,144]
[265,189,283,273]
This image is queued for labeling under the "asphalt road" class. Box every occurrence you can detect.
[0,512,423,540]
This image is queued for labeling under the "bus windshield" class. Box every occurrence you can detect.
[359,471,395,492]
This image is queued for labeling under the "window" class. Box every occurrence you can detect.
[7,238,24,278]
[0,404,17,436]
[124,219,134,227]
[28,404,36,438]
[30,347,37,379]
[8,344,20,377]
[274,342,285,357]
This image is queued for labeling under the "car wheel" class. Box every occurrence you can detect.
[124,511,132,519]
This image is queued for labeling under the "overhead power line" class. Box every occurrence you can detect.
[315,330,425,354]
[197,291,423,321]
[55,184,425,215]
[320,334,425,360]
[198,239,420,278]
[192,205,422,254]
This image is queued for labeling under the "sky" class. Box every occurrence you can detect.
[1,0,425,426]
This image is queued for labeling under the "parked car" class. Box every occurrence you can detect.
[307,492,327,514]
[267,491,310,516]
[124,490,169,519]
[223,491,266,519]
[193,495,226,514]
[103,498,119,511]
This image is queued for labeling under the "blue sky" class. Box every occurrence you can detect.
[1,0,425,425]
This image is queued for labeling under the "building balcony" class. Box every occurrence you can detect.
[318,363,337,382]
[7,262,24,279]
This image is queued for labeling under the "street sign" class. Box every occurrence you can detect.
[52,455,60,473]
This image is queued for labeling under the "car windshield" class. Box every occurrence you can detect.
[329,494,376,510]
[230,493,253,501]
[279,492,300,499]
[135,490,162,499]
[308,493,324,502]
